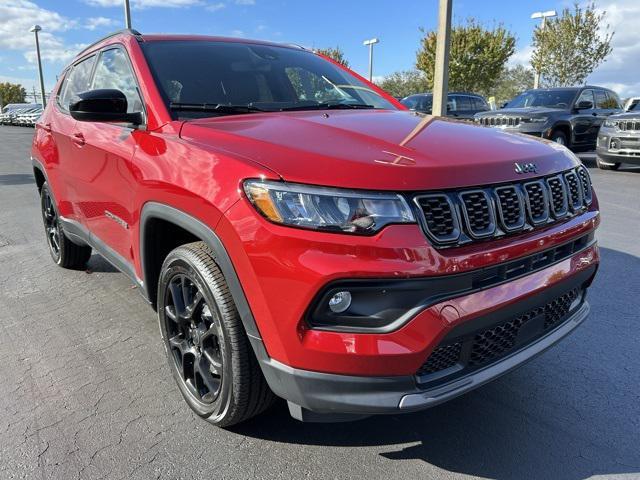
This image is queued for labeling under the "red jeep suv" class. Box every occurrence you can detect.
[31,30,600,426]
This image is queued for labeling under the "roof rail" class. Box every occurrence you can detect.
[75,28,142,58]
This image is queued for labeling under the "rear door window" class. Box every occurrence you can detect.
[594,90,609,109]
[472,96,489,111]
[58,55,96,111]
[453,95,472,111]
[605,91,622,110]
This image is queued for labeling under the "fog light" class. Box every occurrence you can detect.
[328,291,352,313]
[610,137,620,150]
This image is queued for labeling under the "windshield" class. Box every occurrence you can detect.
[506,90,578,109]
[141,40,396,118]
[401,94,432,112]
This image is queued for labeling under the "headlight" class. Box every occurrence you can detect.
[243,180,415,234]
[522,117,548,123]
[603,120,618,128]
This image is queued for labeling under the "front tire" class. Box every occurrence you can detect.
[596,155,621,170]
[40,183,92,269]
[550,129,569,147]
[157,242,275,427]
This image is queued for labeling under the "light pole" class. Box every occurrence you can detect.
[29,25,47,108]
[363,38,379,82]
[432,0,453,117]
[124,0,132,29]
[531,10,557,89]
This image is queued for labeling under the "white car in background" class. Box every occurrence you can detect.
[624,97,640,112]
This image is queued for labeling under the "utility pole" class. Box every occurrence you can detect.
[432,0,453,117]
[29,25,47,108]
[124,0,132,29]
[362,38,379,82]
[531,10,557,89]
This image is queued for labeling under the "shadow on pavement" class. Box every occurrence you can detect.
[231,246,640,479]
[0,173,35,186]
[86,254,119,273]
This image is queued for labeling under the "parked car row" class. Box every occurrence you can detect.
[400,92,490,120]
[0,105,43,127]
[400,86,637,171]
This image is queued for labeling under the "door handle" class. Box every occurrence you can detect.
[72,132,85,146]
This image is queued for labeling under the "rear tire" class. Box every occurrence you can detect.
[40,183,92,269]
[157,241,275,427]
[596,156,621,170]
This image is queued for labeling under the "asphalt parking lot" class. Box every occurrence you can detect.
[0,125,638,480]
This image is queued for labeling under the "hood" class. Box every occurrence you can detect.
[608,112,640,120]
[180,109,579,191]
[476,107,561,117]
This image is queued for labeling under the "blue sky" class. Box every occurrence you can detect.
[1,0,638,100]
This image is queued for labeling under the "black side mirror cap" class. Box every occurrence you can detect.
[575,100,594,111]
[70,89,143,125]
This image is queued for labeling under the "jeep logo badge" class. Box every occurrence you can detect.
[514,162,538,174]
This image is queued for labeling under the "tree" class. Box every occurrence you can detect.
[491,65,535,105]
[531,2,613,87]
[376,70,428,98]
[0,82,27,107]
[416,19,515,95]
[315,46,349,68]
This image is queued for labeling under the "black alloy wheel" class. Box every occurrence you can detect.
[42,187,61,261]
[163,273,224,404]
[157,242,275,427]
[39,182,92,268]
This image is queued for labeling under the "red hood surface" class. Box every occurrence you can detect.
[180,109,579,191]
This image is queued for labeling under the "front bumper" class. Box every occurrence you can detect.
[597,131,640,165]
[259,265,594,419]
[221,196,599,377]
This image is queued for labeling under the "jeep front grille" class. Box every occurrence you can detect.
[413,166,593,247]
[617,120,640,132]
[477,116,521,127]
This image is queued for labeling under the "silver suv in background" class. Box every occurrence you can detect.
[596,101,640,170]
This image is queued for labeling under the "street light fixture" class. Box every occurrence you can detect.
[29,24,47,108]
[531,10,557,89]
[363,37,379,82]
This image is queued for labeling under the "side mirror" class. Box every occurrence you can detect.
[70,89,142,125]
[576,100,594,111]
[499,102,508,109]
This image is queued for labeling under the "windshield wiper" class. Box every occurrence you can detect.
[279,102,376,111]
[169,102,266,114]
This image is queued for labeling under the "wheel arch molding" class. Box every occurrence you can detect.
[139,202,265,345]
[550,120,572,139]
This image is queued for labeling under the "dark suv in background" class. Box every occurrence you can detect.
[401,92,490,120]
[475,87,623,151]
